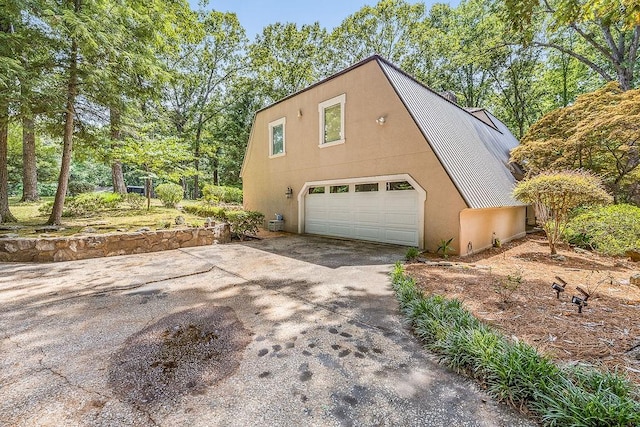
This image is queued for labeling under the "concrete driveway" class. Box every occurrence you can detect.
[0,235,535,426]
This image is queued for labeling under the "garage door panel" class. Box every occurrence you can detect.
[305,180,421,247]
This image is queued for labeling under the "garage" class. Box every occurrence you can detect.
[303,178,423,247]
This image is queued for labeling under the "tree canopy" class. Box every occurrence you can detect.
[2,0,639,225]
[511,82,640,202]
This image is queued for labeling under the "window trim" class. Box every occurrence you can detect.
[318,94,346,147]
[268,117,286,158]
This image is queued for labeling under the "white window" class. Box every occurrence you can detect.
[318,94,345,147]
[269,117,286,158]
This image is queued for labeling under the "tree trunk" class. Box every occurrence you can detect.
[48,34,78,225]
[21,113,39,201]
[0,97,17,223]
[109,107,127,194]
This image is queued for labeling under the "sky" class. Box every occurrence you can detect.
[189,0,460,40]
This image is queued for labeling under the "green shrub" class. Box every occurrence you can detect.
[405,247,420,261]
[202,184,243,205]
[565,204,640,256]
[155,183,183,208]
[225,210,264,239]
[63,192,122,216]
[38,183,58,197]
[182,204,227,220]
[67,181,95,196]
[533,367,640,426]
[124,193,146,209]
[389,263,640,425]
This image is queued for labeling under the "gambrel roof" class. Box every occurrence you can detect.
[245,55,523,209]
[376,57,522,209]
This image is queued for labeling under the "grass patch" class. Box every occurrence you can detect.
[391,262,640,426]
[4,197,205,237]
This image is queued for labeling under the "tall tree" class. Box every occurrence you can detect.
[511,82,640,202]
[328,0,425,69]
[505,0,640,90]
[165,10,246,198]
[248,22,328,103]
[0,0,22,222]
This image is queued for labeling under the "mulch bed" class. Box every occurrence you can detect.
[406,234,640,384]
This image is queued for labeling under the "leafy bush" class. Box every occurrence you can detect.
[63,192,122,216]
[155,183,183,208]
[202,184,243,205]
[67,181,95,196]
[225,210,264,239]
[390,262,640,426]
[182,204,227,220]
[437,238,454,258]
[124,193,146,209]
[38,183,58,197]
[405,247,420,261]
[565,204,640,256]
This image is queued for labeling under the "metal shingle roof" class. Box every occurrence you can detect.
[378,59,523,209]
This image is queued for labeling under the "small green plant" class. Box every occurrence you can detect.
[405,247,420,262]
[124,193,146,209]
[225,210,264,240]
[493,267,524,305]
[155,183,183,208]
[436,238,454,258]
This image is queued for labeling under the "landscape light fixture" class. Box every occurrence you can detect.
[285,186,293,198]
[297,109,303,118]
[376,116,386,125]
[551,276,567,299]
[571,295,587,313]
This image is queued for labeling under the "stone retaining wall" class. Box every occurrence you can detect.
[0,225,231,263]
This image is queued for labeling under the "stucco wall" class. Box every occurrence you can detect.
[242,60,468,252]
[459,207,526,256]
[0,225,230,263]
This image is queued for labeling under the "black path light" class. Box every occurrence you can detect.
[571,285,592,313]
[551,276,567,299]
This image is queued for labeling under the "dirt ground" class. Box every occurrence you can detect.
[406,232,640,384]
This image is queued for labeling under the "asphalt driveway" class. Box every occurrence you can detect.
[0,235,535,426]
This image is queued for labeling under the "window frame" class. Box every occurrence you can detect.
[268,117,286,158]
[318,94,346,147]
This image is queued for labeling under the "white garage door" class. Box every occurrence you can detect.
[304,180,420,246]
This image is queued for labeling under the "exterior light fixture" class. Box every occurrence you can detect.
[297,109,303,118]
[376,116,386,125]
[285,187,293,198]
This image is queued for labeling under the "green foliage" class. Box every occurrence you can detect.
[182,204,227,220]
[405,247,420,261]
[67,181,95,196]
[225,210,264,240]
[533,367,640,427]
[389,264,640,426]
[124,193,146,210]
[38,183,58,197]
[37,192,124,217]
[155,183,183,208]
[512,82,640,203]
[202,185,243,205]
[513,170,612,254]
[436,238,454,258]
[565,204,640,256]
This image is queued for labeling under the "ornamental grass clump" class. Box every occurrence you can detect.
[390,262,640,426]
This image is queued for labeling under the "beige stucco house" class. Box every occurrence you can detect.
[241,55,525,255]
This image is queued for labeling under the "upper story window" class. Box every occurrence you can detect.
[269,117,286,158]
[318,94,345,147]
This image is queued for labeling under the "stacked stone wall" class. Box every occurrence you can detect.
[0,225,230,263]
